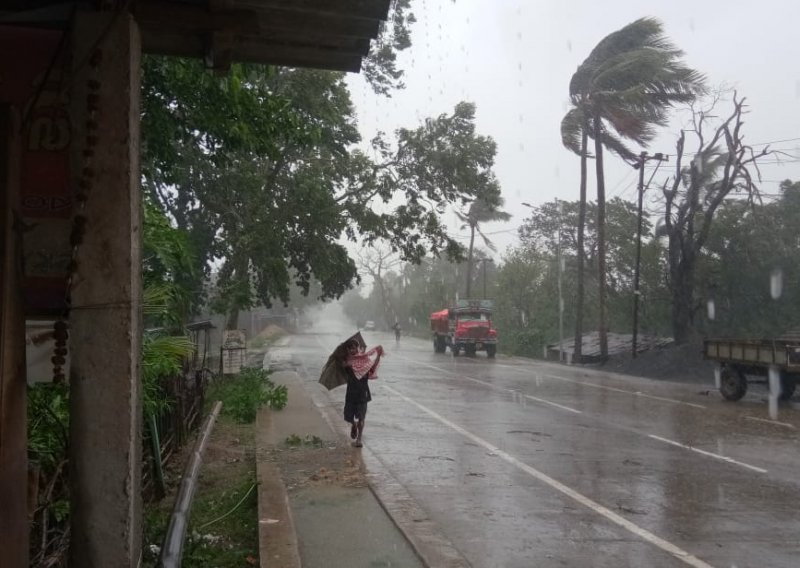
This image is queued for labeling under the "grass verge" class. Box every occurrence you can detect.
[143,367,285,566]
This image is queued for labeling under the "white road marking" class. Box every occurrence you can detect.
[385,385,715,568]
[743,415,796,429]
[398,356,582,414]
[648,435,768,474]
[483,362,707,409]
[544,376,708,409]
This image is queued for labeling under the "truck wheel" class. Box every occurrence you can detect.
[486,345,496,359]
[452,346,461,357]
[780,372,797,401]
[437,336,447,353]
[720,366,747,401]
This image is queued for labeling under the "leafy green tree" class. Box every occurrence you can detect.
[142,198,197,328]
[362,0,415,95]
[688,181,800,338]
[517,197,667,348]
[143,53,501,328]
[567,17,704,358]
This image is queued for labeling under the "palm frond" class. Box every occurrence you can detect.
[475,226,498,252]
[596,126,638,162]
[561,107,590,155]
[571,17,670,96]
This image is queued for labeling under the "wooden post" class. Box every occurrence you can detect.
[68,12,144,567]
[0,106,29,566]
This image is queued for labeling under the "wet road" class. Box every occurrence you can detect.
[283,311,800,568]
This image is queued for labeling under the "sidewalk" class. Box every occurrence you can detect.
[255,365,427,568]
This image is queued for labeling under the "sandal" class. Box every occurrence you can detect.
[352,440,363,448]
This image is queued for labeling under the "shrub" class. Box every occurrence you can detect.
[208,367,287,423]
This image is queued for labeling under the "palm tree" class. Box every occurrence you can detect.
[565,17,704,360]
[560,107,592,360]
[457,196,511,298]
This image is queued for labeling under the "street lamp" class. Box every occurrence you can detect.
[521,200,564,363]
[479,258,493,299]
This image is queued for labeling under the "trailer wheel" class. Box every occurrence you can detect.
[720,366,747,401]
[452,346,461,357]
[436,336,448,353]
[486,345,496,358]
[780,372,797,401]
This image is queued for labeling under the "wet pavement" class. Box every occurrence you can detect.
[279,306,800,568]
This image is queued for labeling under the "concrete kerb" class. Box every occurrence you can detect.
[255,406,302,568]
[298,363,472,568]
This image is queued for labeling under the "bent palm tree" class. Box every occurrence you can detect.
[567,17,704,360]
[560,107,592,360]
[457,197,511,298]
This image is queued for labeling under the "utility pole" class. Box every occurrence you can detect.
[632,151,668,358]
[556,198,564,363]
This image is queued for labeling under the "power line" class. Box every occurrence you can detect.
[748,136,800,147]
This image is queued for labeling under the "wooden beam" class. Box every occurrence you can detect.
[234,0,391,21]
[0,105,28,567]
[142,30,365,71]
[234,43,363,71]
[204,31,234,74]
[135,2,261,35]
[136,0,381,40]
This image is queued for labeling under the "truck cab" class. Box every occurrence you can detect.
[430,299,498,358]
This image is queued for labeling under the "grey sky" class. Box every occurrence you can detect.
[347,0,800,257]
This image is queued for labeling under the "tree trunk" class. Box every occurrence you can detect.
[465,224,476,298]
[226,308,239,330]
[593,119,608,361]
[574,128,589,361]
[669,240,695,344]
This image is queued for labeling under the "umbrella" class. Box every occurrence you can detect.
[318,332,365,390]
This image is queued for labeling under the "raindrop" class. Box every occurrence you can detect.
[714,366,721,390]
[566,39,572,52]
[707,298,716,320]
[768,365,781,420]
[770,268,783,299]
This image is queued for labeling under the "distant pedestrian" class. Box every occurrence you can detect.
[392,322,402,345]
[341,339,383,447]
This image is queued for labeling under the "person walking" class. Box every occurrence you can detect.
[341,339,383,447]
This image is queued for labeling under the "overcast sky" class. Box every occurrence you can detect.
[346,0,800,257]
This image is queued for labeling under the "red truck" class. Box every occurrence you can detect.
[430,299,498,358]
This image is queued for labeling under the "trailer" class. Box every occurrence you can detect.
[703,336,800,401]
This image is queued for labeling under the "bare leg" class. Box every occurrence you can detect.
[354,419,365,447]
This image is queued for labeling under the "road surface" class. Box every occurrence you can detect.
[276,310,800,568]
